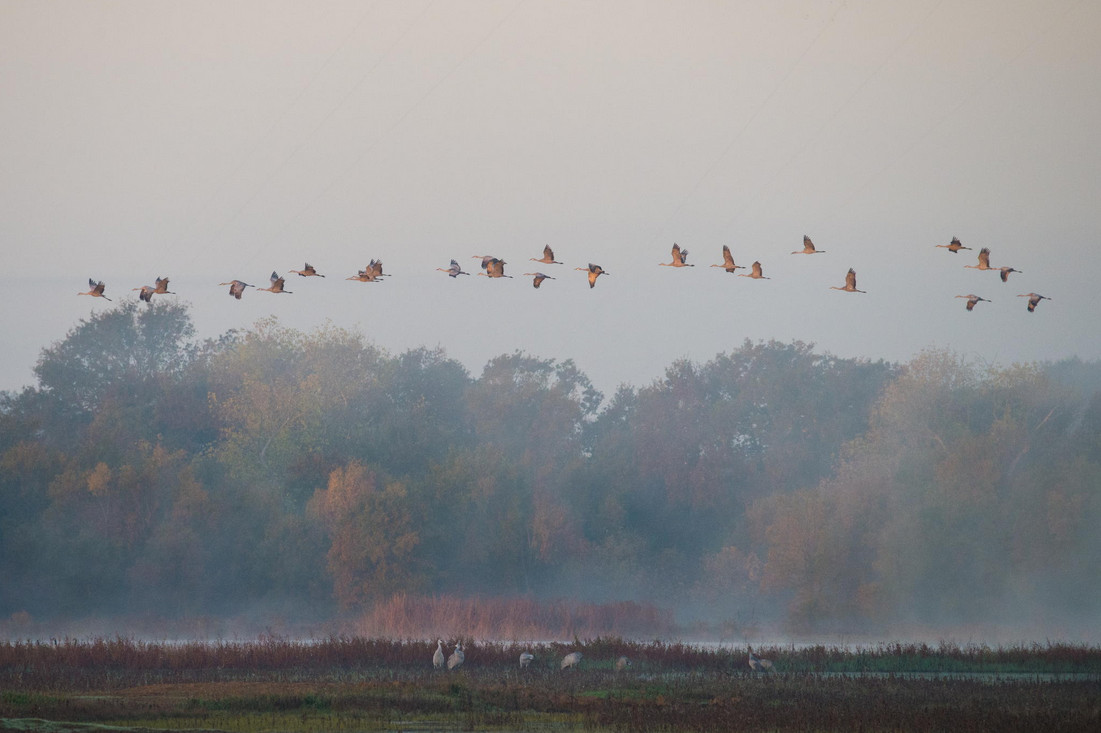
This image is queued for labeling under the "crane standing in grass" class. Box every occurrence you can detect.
[748,647,773,673]
[561,651,583,670]
[433,640,445,670]
[447,643,465,670]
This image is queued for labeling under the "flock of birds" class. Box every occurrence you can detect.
[430,639,771,673]
[76,237,1051,312]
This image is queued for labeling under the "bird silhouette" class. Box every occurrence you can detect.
[999,266,1022,283]
[660,242,693,267]
[956,294,990,311]
[218,280,252,300]
[257,271,292,294]
[576,263,608,288]
[78,278,111,301]
[1018,293,1050,312]
[829,268,865,293]
[522,272,554,288]
[936,236,971,253]
[437,259,470,277]
[738,261,769,279]
[289,263,324,277]
[447,643,465,670]
[964,247,995,271]
[711,245,746,273]
[530,244,562,264]
[792,235,825,254]
[433,640,445,670]
[131,285,155,303]
[560,651,582,670]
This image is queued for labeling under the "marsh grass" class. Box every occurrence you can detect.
[1,637,1099,731]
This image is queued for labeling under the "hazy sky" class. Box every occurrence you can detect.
[3,0,1099,396]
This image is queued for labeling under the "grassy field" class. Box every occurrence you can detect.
[1,637,1099,731]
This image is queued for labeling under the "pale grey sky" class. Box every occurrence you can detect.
[3,0,1099,395]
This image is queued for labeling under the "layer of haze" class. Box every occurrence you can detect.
[3,0,1100,395]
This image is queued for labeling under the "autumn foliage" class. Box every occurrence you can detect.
[1,302,1099,637]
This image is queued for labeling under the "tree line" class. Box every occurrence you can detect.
[1,300,1098,634]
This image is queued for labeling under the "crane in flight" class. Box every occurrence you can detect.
[152,277,174,294]
[522,272,554,288]
[1018,293,1050,312]
[132,285,155,303]
[660,242,693,267]
[477,258,512,278]
[437,259,470,277]
[289,263,324,277]
[257,272,292,294]
[218,280,252,300]
[78,279,111,301]
[936,236,971,253]
[955,294,990,311]
[738,261,769,279]
[711,245,746,273]
[530,245,562,264]
[792,235,825,254]
[577,263,608,288]
[964,247,996,271]
[829,268,866,293]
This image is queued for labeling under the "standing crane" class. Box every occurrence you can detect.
[78,279,111,301]
[792,235,825,254]
[522,272,554,288]
[964,247,996,271]
[1018,293,1050,312]
[955,294,990,311]
[289,263,324,277]
[829,268,866,293]
[660,242,693,267]
[433,640,446,670]
[936,237,971,253]
[530,244,562,264]
[576,263,608,288]
[447,643,465,670]
[219,280,253,300]
[437,259,470,277]
[519,652,534,668]
[737,261,769,279]
[748,647,774,672]
[711,245,746,273]
[560,651,583,670]
[257,272,292,294]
